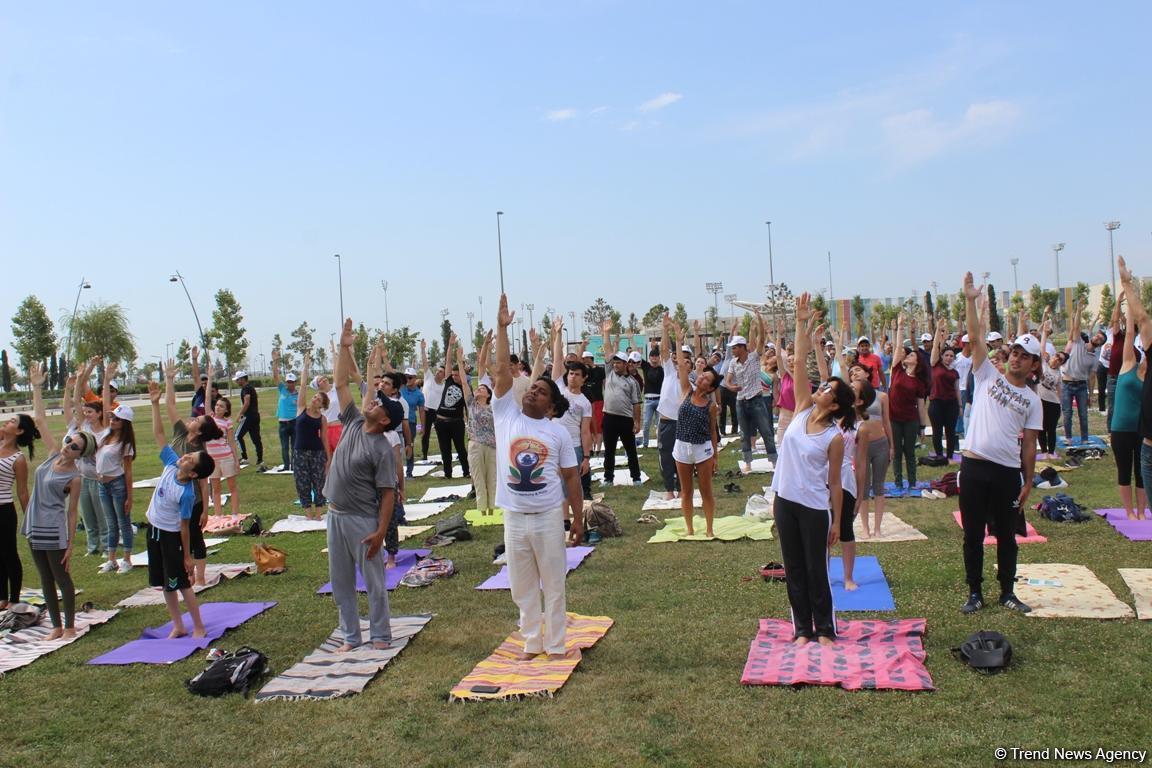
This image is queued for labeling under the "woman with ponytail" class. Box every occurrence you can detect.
[0,413,38,608]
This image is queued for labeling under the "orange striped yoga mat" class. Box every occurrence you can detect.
[449,613,613,700]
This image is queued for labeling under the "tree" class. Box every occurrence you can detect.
[382,327,420,368]
[1027,284,1060,325]
[626,312,639,335]
[812,293,828,318]
[540,314,553,340]
[175,339,192,377]
[57,353,68,387]
[704,306,718,336]
[583,298,617,334]
[1099,284,1116,326]
[10,295,57,374]
[48,354,58,390]
[642,304,670,328]
[673,302,689,327]
[286,322,315,373]
[851,295,867,337]
[986,284,1002,333]
[352,324,371,372]
[428,339,442,368]
[1074,282,1093,327]
[208,289,249,374]
[70,302,136,382]
[1009,294,1026,331]
[924,291,935,325]
[313,346,328,373]
[1142,280,1152,320]
[936,294,952,322]
[739,313,752,338]
[472,321,487,358]
[140,361,160,382]
[271,333,288,373]
[0,350,11,393]
[440,318,453,351]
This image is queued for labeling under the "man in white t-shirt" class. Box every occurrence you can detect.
[959,272,1043,615]
[952,335,973,436]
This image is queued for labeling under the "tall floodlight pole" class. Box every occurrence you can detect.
[724,293,737,333]
[66,277,92,359]
[466,312,474,349]
[526,304,535,331]
[169,271,205,346]
[1009,259,1020,294]
[1106,221,1121,295]
[765,221,775,289]
[478,295,483,330]
[705,282,723,338]
[827,252,833,301]
[1052,243,1065,314]
[380,280,390,333]
[496,211,505,294]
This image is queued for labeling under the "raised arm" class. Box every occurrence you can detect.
[551,318,566,381]
[1040,314,1053,365]
[493,294,515,398]
[672,325,691,399]
[420,338,429,378]
[455,342,472,401]
[30,363,59,454]
[600,320,616,358]
[812,323,830,382]
[1120,299,1139,373]
[164,357,181,428]
[148,380,166,448]
[270,347,281,386]
[61,372,76,428]
[746,314,761,355]
[1119,256,1152,341]
[660,313,673,365]
[529,329,547,380]
[477,330,493,382]
[298,352,311,416]
[892,312,908,369]
[100,359,115,428]
[963,272,988,372]
[363,338,382,410]
[930,319,946,367]
[335,318,355,409]
[793,293,817,413]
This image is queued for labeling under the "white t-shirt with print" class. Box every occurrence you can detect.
[493,392,576,513]
[558,389,592,449]
[953,352,973,392]
[423,371,446,412]
[965,359,1043,468]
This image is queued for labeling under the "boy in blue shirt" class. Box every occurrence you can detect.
[146,381,216,638]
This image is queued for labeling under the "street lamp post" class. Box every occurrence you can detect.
[765,221,775,290]
[827,251,834,301]
[1010,259,1020,295]
[1052,243,1065,313]
[526,304,535,331]
[705,282,723,336]
[466,312,474,349]
[496,211,505,294]
[724,293,738,334]
[478,295,483,330]
[1106,221,1121,294]
[165,341,175,362]
[380,280,390,333]
[66,276,92,360]
[169,271,205,346]
[334,254,344,324]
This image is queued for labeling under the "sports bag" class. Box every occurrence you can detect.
[186,647,270,696]
[930,472,959,497]
[955,630,1012,673]
[583,501,622,537]
[1038,494,1091,523]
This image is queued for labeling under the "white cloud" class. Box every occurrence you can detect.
[589,106,609,115]
[544,108,579,122]
[882,100,1021,164]
[620,120,640,132]
[637,91,683,113]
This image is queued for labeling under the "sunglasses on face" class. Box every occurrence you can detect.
[818,382,834,394]
[63,436,83,451]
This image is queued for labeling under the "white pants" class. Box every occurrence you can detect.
[503,508,568,655]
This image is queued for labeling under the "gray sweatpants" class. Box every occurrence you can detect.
[327,511,391,646]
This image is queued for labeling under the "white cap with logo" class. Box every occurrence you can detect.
[727,335,748,347]
[1011,334,1042,357]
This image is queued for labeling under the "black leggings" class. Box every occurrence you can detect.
[839,491,857,543]
[0,502,22,603]
[434,418,469,479]
[421,409,437,460]
[958,456,1021,596]
[235,416,264,464]
[774,496,835,640]
[1112,430,1144,488]
[928,399,959,459]
[601,413,641,482]
[31,548,75,628]
[891,420,919,485]
[1039,400,1061,453]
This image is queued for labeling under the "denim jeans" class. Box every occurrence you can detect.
[78,477,106,555]
[737,395,776,463]
[1061,380,1089,441]
[641,398,660,447]
[657,419,679,493]
[99,475,132,553]
[278,419,295,469]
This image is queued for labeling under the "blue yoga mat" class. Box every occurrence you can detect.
[829,556,896,612]
[1055,435,1108,450]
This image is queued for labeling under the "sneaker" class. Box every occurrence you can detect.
[257,464,269,473]
[98,559,118,574]
[117,559,134,574]
[239,459,249,467]
[961,593,984,614]
[599,479,613,488]
[1000,594,1032,613]
[632,479,643,487]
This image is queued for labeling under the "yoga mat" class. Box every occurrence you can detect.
[88,601,276,665]
[262,467,294,475]
[745,458,775,474]
[127,540,225,568]
[1118,569,1152,620]
[647,515,774,543]
[18,587,83,606]
[829,556,896,611]
[464,508,505,526]
[205,493,231,509]
[882,481,931,498]
[0,609,119,675]
[476,546,594,590]
[852,512,928,543]
[741,618,934,691]
[403,501,455,521]
[320,527,431,552]
[1094,509,1152,541]
[255,615,433,701]
[116,563,255,608]
[951,510,1047,544]
[591,471,650,487]
[449,613,613,700]
[1014,564,1134,619]
[642,491,702,511]
[413,458,442,465]
[204,514,250,534]
[316,549,432,593]
[270,514,326,534]
[588,454,646,470]
[132,476,162,489]
[419,484,473,503]
[410,463,442,478]
[1056,435,1109,450]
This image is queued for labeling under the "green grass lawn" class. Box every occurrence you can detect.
[2,395,1150,768]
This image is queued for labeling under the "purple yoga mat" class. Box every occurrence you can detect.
[475,546,594,590]
[316,549,432,594]
[1095,509,1152,541]
[88,601,276,665]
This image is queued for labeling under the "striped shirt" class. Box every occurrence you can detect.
[0,452,22,504]
[730,351,763,401]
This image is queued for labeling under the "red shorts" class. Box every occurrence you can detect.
[327,423,344,453]
[591,401,605,435]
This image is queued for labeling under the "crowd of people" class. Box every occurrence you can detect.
[0,260,1142,649]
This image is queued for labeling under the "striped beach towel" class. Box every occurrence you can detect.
[255,615,432,701]
[450,613,613,701]
[0,609,119,675]
[116,563,255,608]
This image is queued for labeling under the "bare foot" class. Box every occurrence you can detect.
[874,526,883,538]
[705,529,715,539]
[859,527,871,539]
[817,636,836,647]
[386,558,397,569]
[844,579,859,592]
[46,628,63,641]
[334,643,357,653]
[192,626,206,639]
[371,640,397,650]
[61,628,77,640]
[0,600,8,611]
[168,626,188,640]
[545,651,573,661]
[194,581,206,588]
[512,649,539,661]
[685,529,695,537]
[792,636,810,646]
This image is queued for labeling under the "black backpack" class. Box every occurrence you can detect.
[1038,494,1090,523]
[243,514,263,536]
[186,647,269,697]
[955,631,1012,673]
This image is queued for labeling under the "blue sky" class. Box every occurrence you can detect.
[2,1,1150,370]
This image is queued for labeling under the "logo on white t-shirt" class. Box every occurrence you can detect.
[507,436,550,492]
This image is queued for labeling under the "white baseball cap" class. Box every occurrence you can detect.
[112,404,134,422]
[824,340,836,348]
[285,373,298,382]
[727,335,748,347]
[612,352,628,362]
[581,350,595,359]
[232,370,248,381]
[986,331,1003,342]
[680,344,693,354]
[403,367,418,376]
[628,351,642,362]
[857,336,871,345]
[960,334,970,343]
[1011,334,1042,357]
